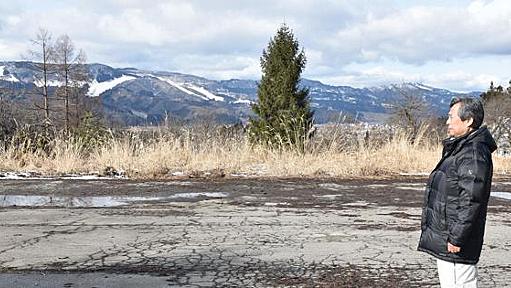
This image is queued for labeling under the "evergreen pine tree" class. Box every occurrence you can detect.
[248,24,314,151]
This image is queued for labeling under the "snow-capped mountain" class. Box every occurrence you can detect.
[0,61,481,125]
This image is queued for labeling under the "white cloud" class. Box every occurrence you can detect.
[323,0,511,65]
[0,40,27,60]
[97,10,168,46]
[425,71,501,92]
[170,54,261,80]
[0,0,510,91]
[317,64,505,92]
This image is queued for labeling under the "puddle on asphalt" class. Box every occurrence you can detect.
[491,192,511,200]
[0,192,229,208]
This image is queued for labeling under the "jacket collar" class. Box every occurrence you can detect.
[431,126,496,173]
[442,129,474,157]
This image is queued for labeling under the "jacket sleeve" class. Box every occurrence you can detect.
[448,148,491,247]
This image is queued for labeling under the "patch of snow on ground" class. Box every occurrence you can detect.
[129,181,193,187]
[313,194,341,200]
[1,195,50,206]
[0,172,46,180]
[0,192,229,208]
[87,75,136,96]
[341,201,372,207]
[491,192,511,200]
[396,186,424,191]
[264,202,290,206]
[240,196,258,201]
[170,192,229,199]
[318,183,356,190]
[399,172,430,176]
[0,195,159,208]
[229,173,251,177]
[365,184,390,188]
[0,172,125,180]
[62,174,126,180]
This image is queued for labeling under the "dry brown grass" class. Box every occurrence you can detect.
[0,124,509,178]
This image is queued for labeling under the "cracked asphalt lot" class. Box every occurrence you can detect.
[0,177,510,287]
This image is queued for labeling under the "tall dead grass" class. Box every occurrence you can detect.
[0,123,509,178]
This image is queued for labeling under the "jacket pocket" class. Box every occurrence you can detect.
[429,201,447,232]
[436,232,449,257]
[419,227,449,256]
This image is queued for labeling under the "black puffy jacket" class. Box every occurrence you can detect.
[418,127,497,264]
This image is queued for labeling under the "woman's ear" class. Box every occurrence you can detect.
[465,117,474,128]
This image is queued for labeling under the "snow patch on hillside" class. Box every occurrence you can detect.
[233,99,253,104]
[155,76,209,101]
[34,79,63,87]
[130,110,148,119]
[87,75,136,97]
[0,66,20,82]
[187,84,225,101]
[155,76,224,102]
[415,83,433,91]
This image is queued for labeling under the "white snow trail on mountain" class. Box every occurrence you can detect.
[414,83,433,91]
[186,84,224,101]
[130,110,148,119]
[87,75,136,97]
[233,99,252,104]
[154,76,223,101]
[34,79,63,87]
[155,76,208,100]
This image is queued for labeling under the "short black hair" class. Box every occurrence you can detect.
[450,97,484,129]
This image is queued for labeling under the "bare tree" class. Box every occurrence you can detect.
[481,80,511,153]
[27,28,55,134]
[0,85,15,145]
[53,34,87,133]
[387,89,431,143]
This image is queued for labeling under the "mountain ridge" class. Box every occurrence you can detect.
[0,61,481,125]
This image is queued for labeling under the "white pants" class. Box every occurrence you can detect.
[437,258,478,288]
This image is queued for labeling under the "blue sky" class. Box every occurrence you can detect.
[1,0,510,91]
